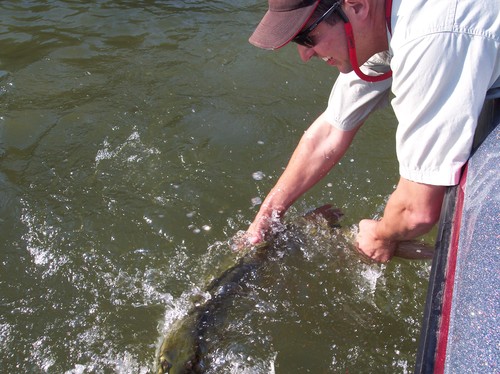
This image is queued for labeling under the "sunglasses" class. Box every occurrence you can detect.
[292,2,348,48]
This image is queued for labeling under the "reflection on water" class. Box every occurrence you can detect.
[0,1,429,373]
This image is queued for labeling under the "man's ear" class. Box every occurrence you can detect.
[344,0,370,20]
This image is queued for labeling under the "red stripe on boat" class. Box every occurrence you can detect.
[434,163,469,373]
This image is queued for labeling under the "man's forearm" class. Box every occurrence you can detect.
[248,114,360,242]
[377,178,446,241]
[259,117,357,209]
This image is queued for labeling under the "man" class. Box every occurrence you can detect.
[244,0,500,262]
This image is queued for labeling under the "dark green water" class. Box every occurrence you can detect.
[0,1,431,373]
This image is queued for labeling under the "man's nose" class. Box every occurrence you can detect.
[297,44,315,62]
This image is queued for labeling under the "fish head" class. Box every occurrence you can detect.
[157,329,198,374]
[158,350,202,374]
[157,352,173,374]
[157,345,193,374]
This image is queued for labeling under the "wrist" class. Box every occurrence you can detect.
[258,188,289,219]
[375,217,405,243]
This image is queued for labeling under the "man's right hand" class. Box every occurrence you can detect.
[230,213,274,251]
[246,214,272,245]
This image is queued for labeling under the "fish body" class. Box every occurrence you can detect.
[157,205,342,373]
[156,205,433,373]
[157,244,276,373]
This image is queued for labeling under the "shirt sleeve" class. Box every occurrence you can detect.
[324,52,392,131]
[391,32,499,186]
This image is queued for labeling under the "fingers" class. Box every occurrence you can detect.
[355,219,396,263]
[229,230,266,252]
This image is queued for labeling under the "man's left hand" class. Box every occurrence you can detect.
[355,219,397,263]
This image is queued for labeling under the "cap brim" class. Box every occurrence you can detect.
[249,2,319,50]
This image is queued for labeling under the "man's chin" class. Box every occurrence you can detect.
[338,65,353,74]
[319,56,354,74]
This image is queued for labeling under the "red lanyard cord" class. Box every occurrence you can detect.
[386,0,393,34]
[343,0,393,82]
[344,22,392,82]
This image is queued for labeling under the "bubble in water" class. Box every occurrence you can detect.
[251,197,262,207]
[252,171,265,181]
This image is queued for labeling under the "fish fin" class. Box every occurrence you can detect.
[394,240,434,260]
[303,204,343,227]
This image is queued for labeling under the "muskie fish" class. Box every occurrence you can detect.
[156,205,434,373]
[156,205,343,374]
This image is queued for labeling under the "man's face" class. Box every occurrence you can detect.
[296,20,353,73]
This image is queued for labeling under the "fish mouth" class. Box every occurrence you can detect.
[158,355,172,374]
